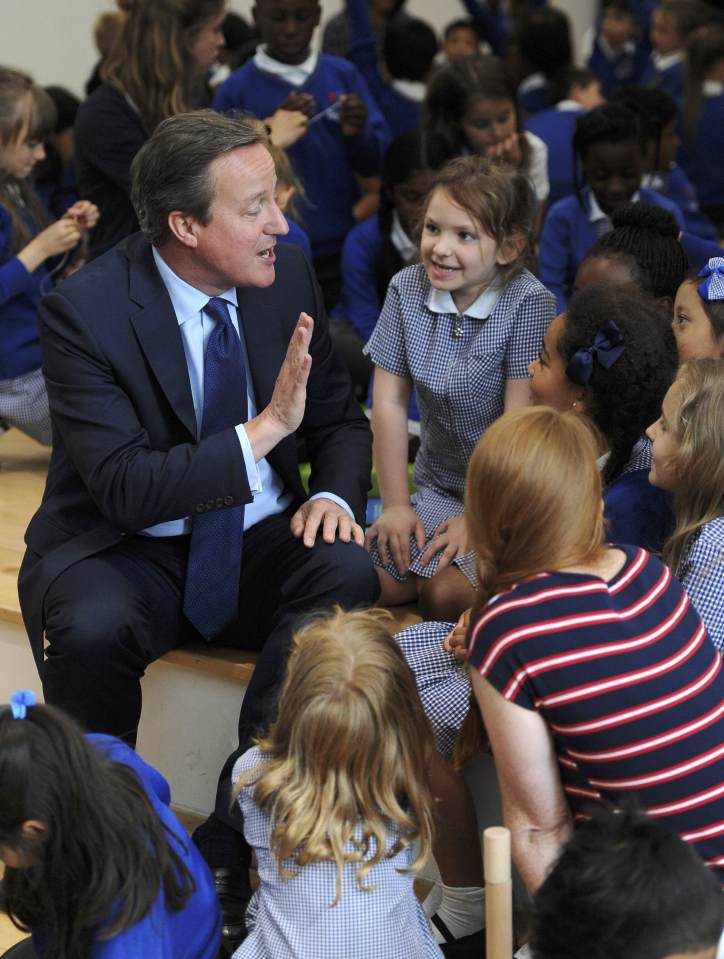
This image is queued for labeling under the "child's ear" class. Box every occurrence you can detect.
[496,234,527,267]
[571,386,590,414]
[21,819,48,844]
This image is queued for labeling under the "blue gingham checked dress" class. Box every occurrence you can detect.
[232,747,443,959]
[678,516,724,654]
[364,264,555,587]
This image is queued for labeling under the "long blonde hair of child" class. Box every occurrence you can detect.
[662,358,724,572]
[234,607,435,904]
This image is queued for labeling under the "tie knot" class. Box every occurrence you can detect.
[205,297,233,328]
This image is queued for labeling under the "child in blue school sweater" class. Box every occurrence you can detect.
[0,692,221,959]
[585,0,650,96]
[213,0,389,306]
[641,0,714,101]
[538,102,717,311]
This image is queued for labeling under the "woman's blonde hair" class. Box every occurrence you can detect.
[421,155,534,281]
[102,0,223,133]
[235,608,435,904]
[662,359,724,572]
[465,406,606,598]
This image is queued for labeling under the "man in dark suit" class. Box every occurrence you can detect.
[19,111,379,938]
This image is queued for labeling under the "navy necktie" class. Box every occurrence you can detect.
[183,297,248,640]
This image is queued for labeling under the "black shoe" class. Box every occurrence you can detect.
[432,914,487,959]
[212,867,252,957]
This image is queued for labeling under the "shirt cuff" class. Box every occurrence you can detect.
[235,424,262,494]
[309,491,355,521]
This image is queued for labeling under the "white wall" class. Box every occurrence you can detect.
[2,0,596,99]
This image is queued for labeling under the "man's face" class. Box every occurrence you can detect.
[190,143,288,294]
[253,0,321,65]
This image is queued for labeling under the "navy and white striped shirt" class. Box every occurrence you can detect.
[468,544,724,880]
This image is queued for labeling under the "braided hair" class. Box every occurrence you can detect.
[559,286,677,484]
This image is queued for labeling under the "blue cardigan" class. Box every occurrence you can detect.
[538,186,685,311]
[677,91,724,212]
[213,55,390,258]
[0,204,47,380]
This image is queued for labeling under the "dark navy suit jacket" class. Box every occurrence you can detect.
[19,234,371,665]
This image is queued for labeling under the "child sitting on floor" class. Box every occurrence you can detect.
[232,608,442,959]
[0,692,221,959]
[647,356,724,651]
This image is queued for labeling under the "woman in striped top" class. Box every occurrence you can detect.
[465,406,724,893]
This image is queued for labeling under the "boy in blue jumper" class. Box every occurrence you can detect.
[213,0,390,307]
[641,0,714,101]
[526,67,603,207]
[585,0,650,96]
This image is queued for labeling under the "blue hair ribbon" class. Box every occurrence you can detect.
[10,689,37,720]
[565,319,625,386]
[697,257,724,302]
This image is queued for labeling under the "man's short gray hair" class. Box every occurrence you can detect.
[131,110,264,247]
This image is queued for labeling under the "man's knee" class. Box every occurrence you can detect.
[308,539,381,607]
[44,584,140,663]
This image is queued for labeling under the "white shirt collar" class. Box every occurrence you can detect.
[652,49,684,72]
[588,189,640,224]
[555,99,584,112]
[703,79,724,96]
[390,212,417,262]
[152,247,238,326]
[518,71,546,95]
[598,34,635,61]
[390,78,426,102]
[253,44,319,87]
[426,283,503,319]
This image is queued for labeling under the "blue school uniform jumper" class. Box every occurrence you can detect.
[0,205,46,382]
[677,83,724,217]
[643,165,720,244]
[641,51,685,102]
[586,36,646,97]
[281,216,313,262]
[213,53,390,259]
[538,185,685,311]
[525,102,584,206]
[32,735,221,959]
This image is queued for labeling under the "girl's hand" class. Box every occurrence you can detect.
[443,607,472,661]
[365,505,425,574]
[35,218,83,260]
[486,132,523,168]
[64,200,100,231]
[420,514,469,572]
[265,109,309,149]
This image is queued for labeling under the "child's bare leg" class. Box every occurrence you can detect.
[418,566,478,622]
[375,567,419,606]
[427,751,486,941]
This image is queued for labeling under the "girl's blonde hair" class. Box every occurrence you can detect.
[0,67,55,253]
[662,358,724,572]
[102,0,223,134]
[465,406,606,599]
[421,155,534,282]
[235,608,435,904]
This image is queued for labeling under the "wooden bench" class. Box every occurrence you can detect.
[0,429,421,812]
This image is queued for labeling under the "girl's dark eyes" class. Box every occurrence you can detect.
[676,312,688,326]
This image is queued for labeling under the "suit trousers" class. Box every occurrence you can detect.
[30,509,380,789]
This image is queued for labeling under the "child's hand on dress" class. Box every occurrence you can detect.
[485,132,523,168]
[339,94,367,137]
[365,505,425,574]
[443,607,472,662]
[420,515,469,571]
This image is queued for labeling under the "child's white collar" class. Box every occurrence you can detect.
[652,49,684,72]
[426,283,503,319]
[254,45,319,86]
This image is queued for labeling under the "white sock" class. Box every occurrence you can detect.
[431,883,485,943]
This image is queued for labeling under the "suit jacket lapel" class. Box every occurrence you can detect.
[127,238,198,439]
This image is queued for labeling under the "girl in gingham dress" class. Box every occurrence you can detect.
[364,155,555,621]
[231,609,442,959]
[647,357,724,652]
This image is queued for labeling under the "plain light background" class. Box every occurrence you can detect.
[2,0,597,98]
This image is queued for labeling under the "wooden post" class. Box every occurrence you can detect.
[484,826,513,959]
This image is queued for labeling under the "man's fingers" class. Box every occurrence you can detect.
[289,506,305,538]
[351,522,364,547]
[303,502,324,547]
[322,509,340,544]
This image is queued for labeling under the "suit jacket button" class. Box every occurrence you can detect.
[195,503,205,513]
[224,495,234,506]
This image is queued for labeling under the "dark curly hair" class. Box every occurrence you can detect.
[585,202,688,302]
[559,286,677,484]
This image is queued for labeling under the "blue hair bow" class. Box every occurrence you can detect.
[10,689,37,720]
[697,257,724,302]
[565,319,625,386]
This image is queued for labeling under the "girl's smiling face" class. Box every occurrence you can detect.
[420,187,509,314]
[528,313,583,410]
[646,381,682,492]
[672,280,724,363]
[0,95,45,179]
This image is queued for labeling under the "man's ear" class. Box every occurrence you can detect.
[167,211,199,248]
[496,234,527,267]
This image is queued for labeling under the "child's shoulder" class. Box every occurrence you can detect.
[689,517,724,562]
[388,262,430,297]
[232,745,268,787]
[317,52,366,81]
[498,269,556,310]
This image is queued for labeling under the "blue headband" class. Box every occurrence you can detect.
[697,257,724,302]
[10,689,37,720]
[565,319,625,387]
